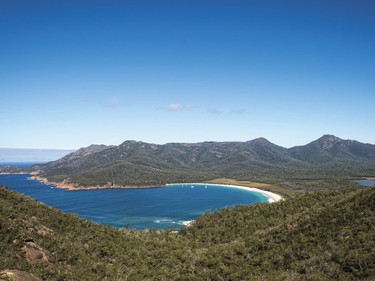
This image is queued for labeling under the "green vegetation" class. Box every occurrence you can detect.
[27,135,375,190]
[1,185,374,280]
[207,178,303,198]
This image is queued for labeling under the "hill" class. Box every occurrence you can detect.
[31,135,375,189]
[290,134,375,165]
[1,185,374,280]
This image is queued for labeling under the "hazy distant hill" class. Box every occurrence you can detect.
[0,148,75,163]
[32,144,113,171]
[33,135,375,188]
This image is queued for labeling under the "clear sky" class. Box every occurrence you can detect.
[1,0,374,149]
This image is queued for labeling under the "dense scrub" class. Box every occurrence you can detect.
[28,135,375,188]
[1,185,374,280]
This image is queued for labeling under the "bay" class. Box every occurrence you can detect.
[357,181,375,187]
[0,174,268,230]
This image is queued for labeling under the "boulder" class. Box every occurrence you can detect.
[22,242,55,264]
[0,270,41,281]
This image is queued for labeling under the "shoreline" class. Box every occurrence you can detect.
[166,183,283,228]
[23,176,283,202]
[10,175,282,229]
[166,183,283,203]
[30,175,166,191]
[356,177,375,182]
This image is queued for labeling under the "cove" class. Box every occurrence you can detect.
[0,174,269,230]
[357,181,375,187]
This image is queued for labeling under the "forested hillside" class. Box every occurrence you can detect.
[25,135,375,188]
[1,185,374,280]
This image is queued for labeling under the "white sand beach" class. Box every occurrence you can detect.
[166,183,283,203]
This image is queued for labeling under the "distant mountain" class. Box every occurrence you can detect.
[0,148,75,163]
[34,144,113,171]
[32,135,375,188]
[289,135,375,164]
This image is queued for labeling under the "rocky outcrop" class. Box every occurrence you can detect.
[22,241,55,264]
[0,270,41,281]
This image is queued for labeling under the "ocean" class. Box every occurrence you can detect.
[0,174,269,230]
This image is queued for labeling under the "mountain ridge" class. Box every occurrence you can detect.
[27,135,375,188]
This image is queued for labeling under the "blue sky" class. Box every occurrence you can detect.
[1,0,374,149]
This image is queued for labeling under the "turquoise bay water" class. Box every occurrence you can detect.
[357,181,375,186]
[0,174,268,230]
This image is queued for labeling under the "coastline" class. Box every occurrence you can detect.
[166,183,283,228]
[166,183,283,203]
[357,177,375,182]
[30,175,166,191]
[14,176,283,229]
[27,176,283,202]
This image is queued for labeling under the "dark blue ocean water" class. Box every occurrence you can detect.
[0,174,268,230]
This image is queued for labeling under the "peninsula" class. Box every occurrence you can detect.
[16,135,375,194]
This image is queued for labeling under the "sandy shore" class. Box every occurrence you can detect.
[166,183,283,203]
[357,177,375,182]
[166,183,283,228]
[28,177,283,202]
[25,177,282,229]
